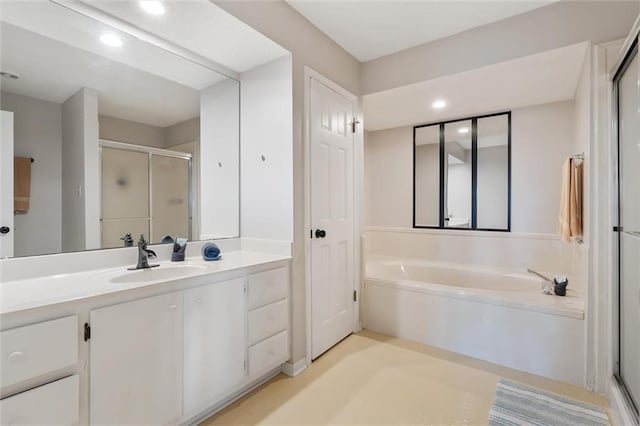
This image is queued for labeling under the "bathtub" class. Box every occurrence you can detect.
[364,256,586,385]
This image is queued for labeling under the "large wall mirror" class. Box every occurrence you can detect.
[0,1,241,257]
[413,112,511,231]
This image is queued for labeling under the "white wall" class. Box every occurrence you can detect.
[365,100,575,233]
[199,79,240,239]
[215,1,361,364]
[414,143,439,226]
[365,126,413,227]
[477,145,509,229]
[61,88,99,252]
[1,92,62,257]
[240,55,293,242]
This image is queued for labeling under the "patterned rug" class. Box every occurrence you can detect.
[488,379,610,426]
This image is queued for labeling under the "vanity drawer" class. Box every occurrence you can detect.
[0,375,79,425]
[1,316,78,388]
[247,267,288,309]
[248,299,288,345]
[248,330,288,377]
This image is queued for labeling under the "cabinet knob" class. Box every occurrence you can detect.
[169,304,177,310]
[7,351,25,363]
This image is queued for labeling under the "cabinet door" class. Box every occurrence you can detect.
[184,278,246,415]
[90,292,183,425]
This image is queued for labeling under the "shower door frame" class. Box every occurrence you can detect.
[99,139,194,246]
[612,28,639,422]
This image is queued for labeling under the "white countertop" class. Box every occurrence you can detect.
[0,251,290,316]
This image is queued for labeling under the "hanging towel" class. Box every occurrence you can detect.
[14,157,31,214]
[570,161,583,237]
[558,158,583,242]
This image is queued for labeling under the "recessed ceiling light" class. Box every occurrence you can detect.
[458,127,469,134]
[432,99,447,110]
[100,33,123,47]
[139,0,166,15]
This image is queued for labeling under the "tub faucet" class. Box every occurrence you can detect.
[128,235,159,270]
[526,268,553,294]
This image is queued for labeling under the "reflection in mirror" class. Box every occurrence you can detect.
[444,120,471,228]
[0,1,240,257]
[477,115,509,230]
[413,112,510,231]
[414,125,440,227]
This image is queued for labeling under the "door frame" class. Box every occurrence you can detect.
[303,66,363,366]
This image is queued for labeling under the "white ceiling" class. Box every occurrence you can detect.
[84,0,289,73]
[0,0,289,127]
[287,0,558,62]
[363,42,588,132]
[0,22,201,127]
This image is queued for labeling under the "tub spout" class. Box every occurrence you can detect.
[527,268,553,295]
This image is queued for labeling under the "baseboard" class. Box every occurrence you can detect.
[607,377,638,426]
[282,358,308,377]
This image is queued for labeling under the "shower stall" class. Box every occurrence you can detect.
[613,31,639,421]
[100,140,193,248]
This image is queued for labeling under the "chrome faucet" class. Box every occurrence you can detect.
[526,268,553,294]
[128,234,159,270]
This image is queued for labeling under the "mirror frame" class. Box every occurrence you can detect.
[412,111,511,232]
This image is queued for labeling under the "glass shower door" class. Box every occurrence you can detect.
[101,147,150,248]
[151,155,190,243]
[615,40,639,419]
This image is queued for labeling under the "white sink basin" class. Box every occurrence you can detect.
[107,264,208,284]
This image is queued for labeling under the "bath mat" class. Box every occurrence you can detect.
[488,379,610,426]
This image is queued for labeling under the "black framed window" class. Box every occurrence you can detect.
[413,111,511,231]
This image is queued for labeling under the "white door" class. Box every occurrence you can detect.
[183,278,246,415]
[309,77,356,359]
[0,110,14,258]
[90,292,183,425]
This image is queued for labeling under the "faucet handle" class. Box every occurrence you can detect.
[138,234,147,246]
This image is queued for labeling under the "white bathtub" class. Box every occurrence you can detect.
[364,256,586,385]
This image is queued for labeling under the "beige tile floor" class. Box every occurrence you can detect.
[202,330,608,425]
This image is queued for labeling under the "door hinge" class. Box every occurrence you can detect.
[84,322,91,341]
[244,360,248,372]
[351,119,361,134]
[353,290,357,302]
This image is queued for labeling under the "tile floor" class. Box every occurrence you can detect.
[202,330,608,425]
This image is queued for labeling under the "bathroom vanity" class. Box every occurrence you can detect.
[0,248,291,425]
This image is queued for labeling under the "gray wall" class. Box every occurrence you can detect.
[361,1,639,94]
[99,115,166,148]
[1,92,62,256]
[165,117,200,147]
[62,88,99,252]
[99,115,200,149]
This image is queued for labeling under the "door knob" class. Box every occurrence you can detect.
[315,229,326,238]
[0,226,10,235]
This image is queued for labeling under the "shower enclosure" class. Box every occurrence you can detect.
[613,33,639,421]
[100,140,192,248]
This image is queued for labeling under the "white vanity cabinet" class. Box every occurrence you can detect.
[183,277,246,415]
[246,267,290,379]
[89,292,183,426]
